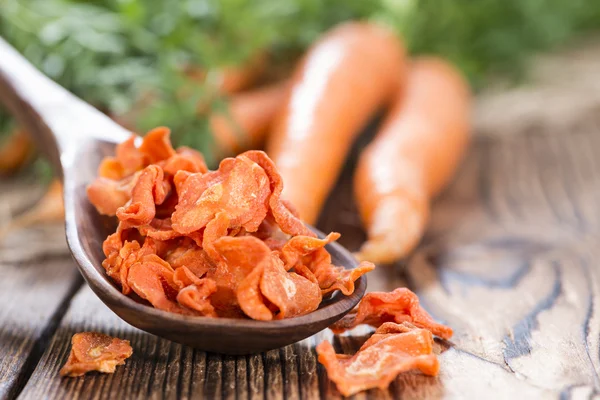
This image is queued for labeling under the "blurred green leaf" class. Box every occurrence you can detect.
[0,0,599,166]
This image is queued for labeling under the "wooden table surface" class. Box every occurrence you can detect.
[2,46,600,400]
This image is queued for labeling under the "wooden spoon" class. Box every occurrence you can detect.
[0,38,366,354]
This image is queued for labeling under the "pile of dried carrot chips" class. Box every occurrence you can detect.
[86,127,453,394]
[87,127,374,320]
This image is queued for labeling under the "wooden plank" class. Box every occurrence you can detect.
[17,284,315,399]
[406,131,600,398]
[0,178,81,400]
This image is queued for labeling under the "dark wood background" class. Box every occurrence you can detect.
[1,44,600,399]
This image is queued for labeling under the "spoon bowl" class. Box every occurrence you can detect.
[0,38,366,354]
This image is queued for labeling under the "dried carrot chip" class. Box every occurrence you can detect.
[155,192,179,219]
[202,212,231,263]
[237,263,272,320]
[173,266,204,288]
[60,332,132,377]
[176,278,218,317]
[166,245,213,279]
[282,199,300,218]
[138,218,184,241]
[242,151,314,237]
[127,258,194,315]
[177,147,209,172]
[283,233,373,295]
[281,232,340,270]
[210,236,271,312]
[318,261,374,296]
[170,172,228,233]
[263,238,287,252]
[172,156,269,235]
[87,173,138,216]
[253,218,288,251]
[98,157,125,180]
[138,127,176,163]
[260,254,321,319]
[102,229,125,258]
[161,147,208,175]
[102,240,142,294]
[117,165,170,226]
[329,288,453,339]
[140,236,173,258]
[116,136,146,175]
[316,323,439,396]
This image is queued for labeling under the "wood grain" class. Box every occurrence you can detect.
[0,178,80,400]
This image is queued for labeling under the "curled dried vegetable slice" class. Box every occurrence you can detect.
[243,151,314,237]
[279,232,372,294]
[141,237,174,258]
[116,165,170,226]
[260,254,321,319]
[102,240,141,294]
[126,257,194,315]
[172,156,270,235]
[137,218,182,241]
[161,148,208,175]
[210,235,271,312]
[87,173,139,216]
[202,212,231,263]
[98,157,125,180]
[317,323,439,396]
[176,147,209,173]
[138,127,176,163]
[89,128,193,217]
[322,261,375,296]
[102,225,127,257]
[237,262,272,320]
[60,332,133,377]
[115,136,146,175]
[329,288,453,339]
[173,266,202,287]
[170,169,227,229]
[167,245,213,278]
[302,248,374,296]
[318,261,375,295]
[176,278,218,317]
[281,232,340,270]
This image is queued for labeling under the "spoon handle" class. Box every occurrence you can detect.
[0,38,130,174]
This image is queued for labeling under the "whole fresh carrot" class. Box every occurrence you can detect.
[210,80,290,156]
[266,22,407,224]
[354,57,471,264]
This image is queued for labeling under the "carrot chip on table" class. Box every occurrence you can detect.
[87,127,373,320]
[317,322,439,396]
[329,287,453,339]
[60,332,133,377]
